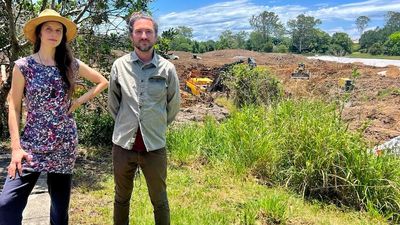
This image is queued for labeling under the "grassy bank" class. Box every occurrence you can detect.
[348,52,400,60]
[167,100,400,222]
[71,163,387,224]
[70,99,400,224]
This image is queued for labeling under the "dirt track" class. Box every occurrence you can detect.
[171,49,400,144]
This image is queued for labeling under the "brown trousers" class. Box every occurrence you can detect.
[112,144,170,225]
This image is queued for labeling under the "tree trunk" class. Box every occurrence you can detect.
[0,0,19,140]
[299,39,303,53]
[0,69,11,140]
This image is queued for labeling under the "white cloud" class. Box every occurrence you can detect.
[157,0,262,40]
[156,0,400,41]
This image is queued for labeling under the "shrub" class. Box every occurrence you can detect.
[368,43,384,55]
[384,31,400,56]
[262,41,274,53]
[359,48,368,53]
[274,44,289,53]
[223,64,283,108]
[328,44,346,56]
[74,106,114,146]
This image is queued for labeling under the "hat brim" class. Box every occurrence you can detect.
[23,15,77,43]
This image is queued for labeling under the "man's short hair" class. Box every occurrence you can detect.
[128,11,158,36]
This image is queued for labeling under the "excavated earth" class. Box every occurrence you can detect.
[171,49,400,145]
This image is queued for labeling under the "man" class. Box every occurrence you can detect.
[108,12,180,225]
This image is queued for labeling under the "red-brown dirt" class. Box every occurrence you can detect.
[170,49,400,145]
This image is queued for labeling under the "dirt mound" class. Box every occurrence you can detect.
[386,66,400,78]
[170,50,400,144]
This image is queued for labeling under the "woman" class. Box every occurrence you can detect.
[0,9,108,225]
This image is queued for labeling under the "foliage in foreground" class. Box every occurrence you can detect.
[74,105,113,146]
[167,100,400,223]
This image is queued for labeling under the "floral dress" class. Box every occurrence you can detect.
[15,56,79,174]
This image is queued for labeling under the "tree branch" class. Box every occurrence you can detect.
[5,0,20,61]
[73,1,94,24]
[14,3,24,26]
[0,44,11,53]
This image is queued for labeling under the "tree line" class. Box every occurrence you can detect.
[159,11,400,57]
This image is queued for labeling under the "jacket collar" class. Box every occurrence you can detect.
[130,50,158,66]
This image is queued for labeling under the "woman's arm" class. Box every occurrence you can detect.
[8,65,31,179]
[68,61,108,113]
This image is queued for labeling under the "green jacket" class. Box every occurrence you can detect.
[108,51,180,151]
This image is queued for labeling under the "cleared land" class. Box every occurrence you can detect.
[172,49,400,145]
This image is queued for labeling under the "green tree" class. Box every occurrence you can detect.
[309,29,331,53]
[192,40,200,53]
[156,28,178,58]
[330,32,353,55]
[234,31,248,49]
[358,11,400,54]
[287,14,321,53]
[356,16,370,36]
[202,40,216,52]
[177,26,193,39]
[247,31,265,51]
[246,34,274,52]
[384,11,400,35]
[249,11,284,43]
[368,42,384,55]
[216,30,237,49]
[170,26,193,52]
[384,31,400,55]
[359,28,385,51]
[196,41,208,53]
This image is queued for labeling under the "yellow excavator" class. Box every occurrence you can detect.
[184,77,213,96]
[338,78,354,91]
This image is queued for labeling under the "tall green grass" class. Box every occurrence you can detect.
[167,99,400,222]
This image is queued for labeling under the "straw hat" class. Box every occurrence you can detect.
[23,9,77,43]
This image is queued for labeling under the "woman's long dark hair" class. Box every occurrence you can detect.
[34,23,75,99]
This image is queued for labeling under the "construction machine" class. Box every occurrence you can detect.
[185,57,257,96]
[291,63,310,79]
[247,57,257,68]
[184,77,213,96]
[338,78,354,91]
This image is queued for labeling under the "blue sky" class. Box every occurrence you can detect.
[149,0,400,41]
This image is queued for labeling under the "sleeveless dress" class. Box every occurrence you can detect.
[14,56,79,174]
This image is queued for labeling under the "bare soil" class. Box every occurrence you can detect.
[171,49,400,144]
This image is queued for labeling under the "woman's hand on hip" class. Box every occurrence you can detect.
[68,99,82,114]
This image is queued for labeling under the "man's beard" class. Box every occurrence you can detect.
[134,40,154,52]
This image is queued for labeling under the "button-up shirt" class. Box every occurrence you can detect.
[108,51,180,151]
